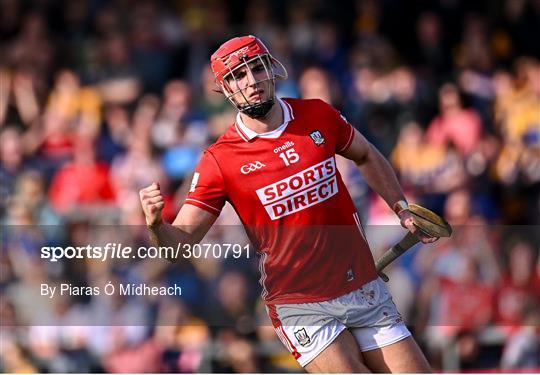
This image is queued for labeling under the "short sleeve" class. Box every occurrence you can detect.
[324,102,355,153]
[184,150,227,215]
[335,112,355,153]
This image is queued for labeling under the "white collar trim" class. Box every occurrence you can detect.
[235,98,294,141]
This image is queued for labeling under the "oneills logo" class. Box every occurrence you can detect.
[256,157,338,219]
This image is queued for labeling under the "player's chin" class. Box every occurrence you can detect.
[236,94,264,107]
[243,97,270,109]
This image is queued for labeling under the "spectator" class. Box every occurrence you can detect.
[391,121,467,194]
[417,255,495,370]
[110,128,166,209]
[298,66,337,105]
[13,170,63,240]
[48,139,115,215]
[495,240,540,329]
[0,126,27,210]
[500,305,540,370]
[425,83,483,157]
[493,57,540,185]
[5,11,55,93]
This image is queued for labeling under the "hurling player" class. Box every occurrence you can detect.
[140,35,437,372]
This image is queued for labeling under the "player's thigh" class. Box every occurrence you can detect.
[304,329,371,373]
[362,335,431,373]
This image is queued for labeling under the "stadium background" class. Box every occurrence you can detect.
[1,0,539,372]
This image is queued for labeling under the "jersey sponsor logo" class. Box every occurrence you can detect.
[256,157,338,219]
[189,172,200,192]
[240,161,266,174]
[294,328,311,346]
[309,130,325,146]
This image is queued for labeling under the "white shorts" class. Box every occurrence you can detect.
[267,277,411,367]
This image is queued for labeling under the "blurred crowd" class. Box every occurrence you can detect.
[1,0,539,372]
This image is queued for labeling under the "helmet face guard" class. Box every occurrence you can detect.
[211,36,287,118]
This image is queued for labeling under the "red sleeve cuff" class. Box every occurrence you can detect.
[184,198,221,216]
[337,124,355,153]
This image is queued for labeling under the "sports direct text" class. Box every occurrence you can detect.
[256,157,338,220]
[41,243,251,262]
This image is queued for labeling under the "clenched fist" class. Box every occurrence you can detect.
[139,182,165,226]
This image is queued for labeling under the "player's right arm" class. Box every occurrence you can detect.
[139,182,218,259]
[140,150,227,259]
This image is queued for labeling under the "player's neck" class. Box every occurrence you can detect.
[239,101,283,134]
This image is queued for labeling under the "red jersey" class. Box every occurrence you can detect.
[185,98,377,304]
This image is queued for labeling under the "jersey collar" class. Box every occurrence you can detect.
[235,98,294,142]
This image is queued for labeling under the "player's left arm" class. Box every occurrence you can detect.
[340,129,436,243]
[340,128,404,210]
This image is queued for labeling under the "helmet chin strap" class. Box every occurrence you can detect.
[240,98,275,119]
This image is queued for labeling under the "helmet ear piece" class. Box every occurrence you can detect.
[270,56,288,81]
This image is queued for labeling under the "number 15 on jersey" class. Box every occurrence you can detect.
[279,148,300,166]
